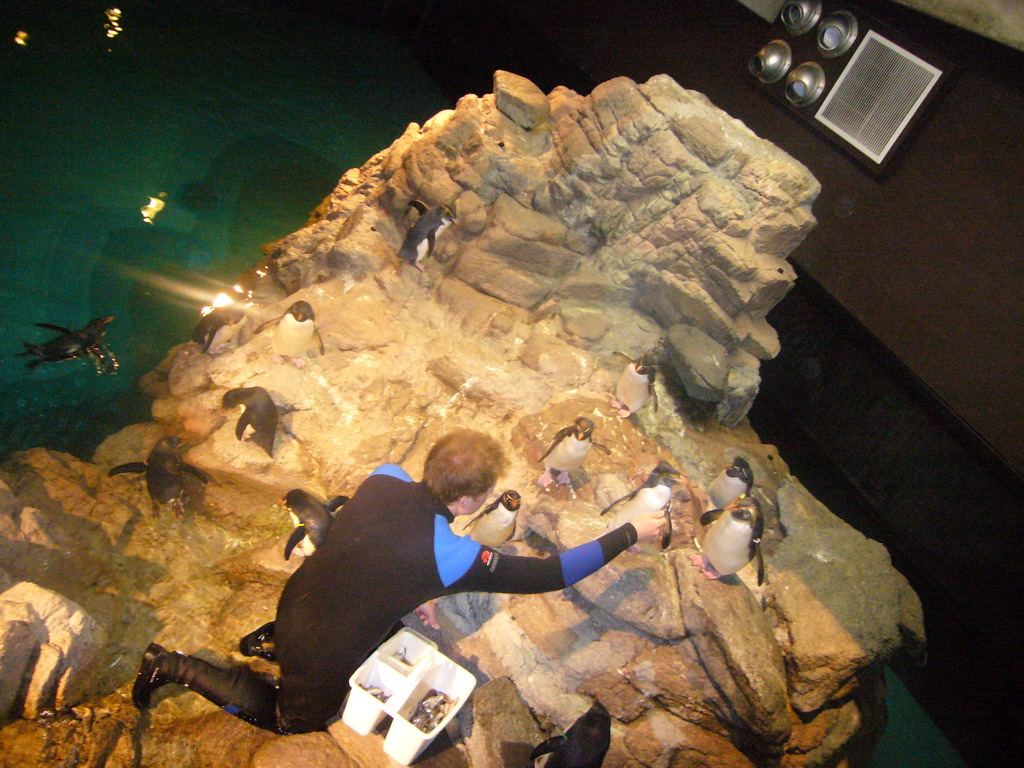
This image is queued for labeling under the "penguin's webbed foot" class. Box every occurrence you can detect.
[290,356,307,369]
[689,553,723,580]
[555,470,573,486]
[610,397,633,419]
[537,469,555,488]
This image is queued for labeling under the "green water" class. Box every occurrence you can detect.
[0,0,447,457]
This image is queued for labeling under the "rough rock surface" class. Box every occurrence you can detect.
[0,73,923,768]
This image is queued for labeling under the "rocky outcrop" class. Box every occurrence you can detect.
[265,69,819,422]
[0,72,922,768]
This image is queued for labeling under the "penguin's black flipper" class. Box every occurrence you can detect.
[660,501,673,550]
[754,545,765,586]
[254,313,284,335]
[180,462,209,484]
[528,735,564,762]
[235,409,252,442]
[109,462,148,476]
[599,489,635,516]
[425,230,437,259]
[314,329,325,355]
[35,323,71,333]
[539,425,575,462]
[591,441,612,455]
[467,496,502,526]
[651,384,659,412]
[284,525,307,560]
[326,495,350,512]
[25,358,45,369]
[699,508,724,527]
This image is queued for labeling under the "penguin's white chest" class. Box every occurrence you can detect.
[545,436,591,471]
[288,511,316,558]
[616,364,651,413]
[607,484,671,530]
[702,515,754,575]
[273,315,315,357]
[210,321,242,352]
[471,505,517,548]
[708,471,749,509]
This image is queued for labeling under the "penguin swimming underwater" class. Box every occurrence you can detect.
[538,417,611,488]
[19,316,117,373]
[691,493,765,585]
[108,436,209,516]
[282,488,349,560]
[706,456,754,509]
[466,489,521,548]
[398,200,456,271]
[610,352,658,418]
[529,700,611,768]
[222,386,279,457]
[191,305,246,354]
[255,300,325,366]
[601,461,680,550]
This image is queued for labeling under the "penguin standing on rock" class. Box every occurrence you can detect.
[222,386,279,457]
[610,352,658,418]
[466,489,521,548]
[108,437,209,516]
[528,701,611,768]
[256,300,324,367]
[601,461,680,550]
[707,456,754,509]
[691,494,765,585]
[282,489,349,560]
[191,305,246,354]
[398,200,455,271]
[537,417,610,488]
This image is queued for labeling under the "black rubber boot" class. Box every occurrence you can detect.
[132,642,174,709]
[131,643,281,732]
[239,621,276,661]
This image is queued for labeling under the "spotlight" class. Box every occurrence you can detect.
[784,62,826,107]
[780,0,821,36]
[817,10,859,57]
[748,40,792,84]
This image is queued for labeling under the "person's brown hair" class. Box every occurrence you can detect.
[423,429,506,505]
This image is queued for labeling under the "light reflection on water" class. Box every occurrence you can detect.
[0,1,447,458]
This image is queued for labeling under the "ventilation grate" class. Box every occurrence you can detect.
[815,30,943,163]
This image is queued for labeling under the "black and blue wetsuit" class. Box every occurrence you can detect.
[269,465,639,733]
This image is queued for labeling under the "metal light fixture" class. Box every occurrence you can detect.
[780,0,821,35]
[784,62,827,107]
[749,40,793,83]
[817,10,859,57]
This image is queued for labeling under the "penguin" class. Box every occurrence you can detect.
[256,300,325,366]
[19,316,117,373]
[282,488,349,560]
[222,386,279,457]
[398,200,456,271]
[529,701,611,768]
[706,456,754,509]
[538,417,611,488]
[191,305,246,354]
[108,436,209,516]
[691,494,765,586]
[601,461,680,549]
[610,352,658,418]
[465,489,521,548]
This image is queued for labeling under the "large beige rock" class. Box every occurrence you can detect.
[0,73,919,768]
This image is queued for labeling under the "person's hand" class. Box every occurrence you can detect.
[630,508,667,543]
[414,601,440,630]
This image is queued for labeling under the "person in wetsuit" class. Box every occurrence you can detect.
[130,429,668,733]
